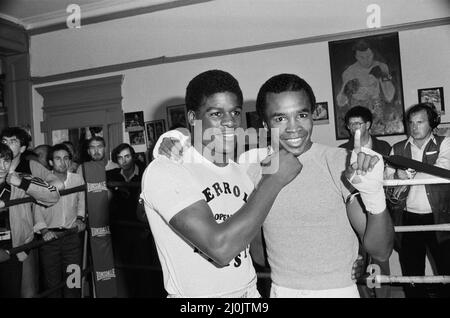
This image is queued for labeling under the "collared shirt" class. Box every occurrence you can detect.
[34,172,85,231]
[386,135,450,214]
[120,165,139,183]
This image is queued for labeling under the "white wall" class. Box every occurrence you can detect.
[29,0,450,77]
[32,24,450,148]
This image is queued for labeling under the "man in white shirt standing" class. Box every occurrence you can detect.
[386,102,450,298]
[35,143,86,298]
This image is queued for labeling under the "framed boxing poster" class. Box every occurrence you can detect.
[329,32,405,140]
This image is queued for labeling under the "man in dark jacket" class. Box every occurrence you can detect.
[385,103,450,298]
[339,106,391,156]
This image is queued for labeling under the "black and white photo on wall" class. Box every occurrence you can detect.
[124,111,145,132]
[418,87,445,116]
[312,102,329,125]
[166,104,188,129]
[145,119,166,149]
[329,32,405,140]
[129,130,145,146]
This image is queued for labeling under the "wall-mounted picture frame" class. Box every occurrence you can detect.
[145,119,166,149]
[129,130,145,146]
[312,102,329,125]
[329,32,405,140]
[436,122,450,137]
[124,111,144,132]
[166,104,188,129]
[418,87,445,115]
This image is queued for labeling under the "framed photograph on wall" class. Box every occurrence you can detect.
[129,130,145,146]
[166,104,188,129]
[124,111,144,132]
[418,87,445,115]
[145,119,166,149]
[312,102,329,125]
[329,32,405,140]
[436,122,450,137]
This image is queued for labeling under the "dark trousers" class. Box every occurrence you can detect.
[39,232,82,298]
[0,254,22,298]
[399,211,450,298]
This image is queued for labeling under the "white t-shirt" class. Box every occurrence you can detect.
[141,147,256,297]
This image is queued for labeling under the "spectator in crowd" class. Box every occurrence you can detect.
[33,145,51,170]
[76,136,107,175]
[107,143,149,296]
[62,141,80,173]
[1,127,61,297]
[107,143,144,222]
[385,102,450,298]
[0,143,59,297]
[340,106,391,156]
[34,143,85,298]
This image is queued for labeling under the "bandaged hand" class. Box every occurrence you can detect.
[345,129,386,214]
[152,128,191,162]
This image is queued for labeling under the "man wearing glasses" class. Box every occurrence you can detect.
[339,106,392,298]
[339,106,391,157]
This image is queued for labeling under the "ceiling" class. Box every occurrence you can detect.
[0,0,203,30]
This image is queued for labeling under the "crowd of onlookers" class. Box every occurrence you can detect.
[0,127,151,298]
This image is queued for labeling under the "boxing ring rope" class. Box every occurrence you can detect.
[1,180,145,298]
[259,177,450,287]
[365,177,450,286]
[383,178,450,186]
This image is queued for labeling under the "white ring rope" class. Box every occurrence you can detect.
[258,177,450,286]
[383,178,450,186]
[369,275,450,284]
[395,223,450,232]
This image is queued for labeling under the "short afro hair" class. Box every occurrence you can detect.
[185,70,243,114]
